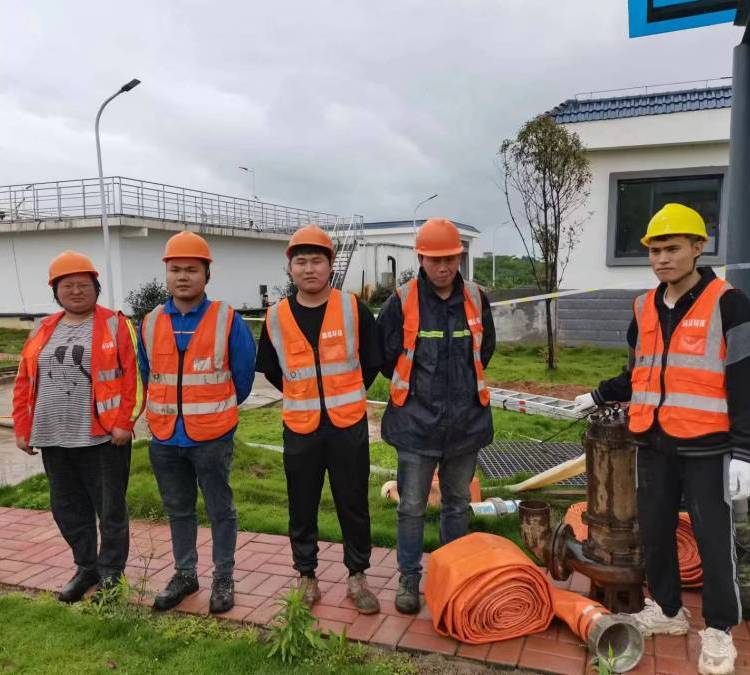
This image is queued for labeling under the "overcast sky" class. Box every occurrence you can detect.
[0,1,741,255]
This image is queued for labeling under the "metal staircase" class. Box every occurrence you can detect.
[329,216,362,289]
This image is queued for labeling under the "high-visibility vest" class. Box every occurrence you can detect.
[14,306,142,440]
[629,277,730,438]
[265,289,366,434]
[141,301,238,442]
[389,278,490,407]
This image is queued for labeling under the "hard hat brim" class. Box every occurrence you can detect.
[162,254,213,263]
[415,245,464,257]
[48,269,100,286]
[640,233,708,247]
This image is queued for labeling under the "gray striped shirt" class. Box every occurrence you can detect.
[30,317,111,449]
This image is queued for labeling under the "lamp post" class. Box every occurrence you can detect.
[95,78,141,308]
[491,220,510,286]
[412,193,438,238]
[238,166,258,199]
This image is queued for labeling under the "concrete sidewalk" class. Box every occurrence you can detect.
[2,507,745,674]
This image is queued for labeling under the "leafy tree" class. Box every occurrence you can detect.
[125,279,170,322]
[499,114,591,369]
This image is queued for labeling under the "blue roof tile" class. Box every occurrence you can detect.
[550,86,732,124]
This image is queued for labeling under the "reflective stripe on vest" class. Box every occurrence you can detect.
[143,301,238,442]
[629,277,730,438]
[265,289,366,434]
[389,278,490,407]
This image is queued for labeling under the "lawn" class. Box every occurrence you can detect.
[0,327,29,354]
[0,593,415,674]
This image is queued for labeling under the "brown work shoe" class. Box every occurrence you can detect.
[298,576,321,607]
[347,572,381,615]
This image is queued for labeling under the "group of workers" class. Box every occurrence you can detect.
[10,207,750,675]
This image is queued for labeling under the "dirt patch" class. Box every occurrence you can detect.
[489,380,590,401]
[367,404,383,442]
[412,652,521,674]
[248,464,271,479]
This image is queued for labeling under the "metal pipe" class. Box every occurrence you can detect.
[518,500,551,563]
[587,614,644,673]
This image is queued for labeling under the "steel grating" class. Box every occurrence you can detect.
[478,440,587,486]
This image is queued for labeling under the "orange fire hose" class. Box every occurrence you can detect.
[550,586,608,642]
[564,502,703,588]
[424,532,555,643]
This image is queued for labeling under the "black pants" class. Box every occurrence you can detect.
[283,417,371,576]
[41,441,131,578]
[637,447,741,630]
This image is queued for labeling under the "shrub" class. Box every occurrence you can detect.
[125,279,169,322]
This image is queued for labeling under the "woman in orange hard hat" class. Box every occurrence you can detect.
[12,250,143,603]
[255,224,383,614]
[377,218,496,614]
[573,204,750,675]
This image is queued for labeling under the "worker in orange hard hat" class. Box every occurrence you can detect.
[377,217,496,614]
[572,204,750,674]
[255,224,384,614]
[13,250,143,604]
[136,230,255,615]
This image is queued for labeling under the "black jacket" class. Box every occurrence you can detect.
[594,267,750,459]
[377,269,495,456]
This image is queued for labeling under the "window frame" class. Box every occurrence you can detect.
[606,166,728,267]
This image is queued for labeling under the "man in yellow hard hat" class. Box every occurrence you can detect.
[255,225,383,614]
[137,231,255,614]
[377,218,496,614]
[573,204,750,675]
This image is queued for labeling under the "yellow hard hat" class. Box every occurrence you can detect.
[641,204,708,246]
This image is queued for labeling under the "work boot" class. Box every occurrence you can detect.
[58,568,100,603]
[698,628,737,675]
[629,598,690,637]
[153,572,199,611]
[209,576,235,614]
[346,572,380,615]
[395,574,420,615]
[298,576,321,607]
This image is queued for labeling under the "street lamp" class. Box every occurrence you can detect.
[491,221,510,286]
[95,78,141,309]
[238,166,259,200]
[412,193,438,237]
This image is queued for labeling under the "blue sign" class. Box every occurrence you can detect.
[629,0,737,37]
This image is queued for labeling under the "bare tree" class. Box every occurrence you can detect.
[499,115,591,369]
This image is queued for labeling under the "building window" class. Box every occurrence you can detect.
[614,174,722,258]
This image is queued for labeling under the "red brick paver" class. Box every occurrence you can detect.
[2,506,748,674]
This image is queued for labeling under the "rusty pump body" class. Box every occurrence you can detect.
[520,407,645,614]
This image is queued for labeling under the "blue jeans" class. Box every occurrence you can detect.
[149,438,237,579]
[396,449,478,577]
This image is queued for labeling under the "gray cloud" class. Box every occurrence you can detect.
[0,1,740,256]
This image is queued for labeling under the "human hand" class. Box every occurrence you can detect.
[572,393,598,418]
[16,436,38,455]
[729,459,750,501]
[110,427,132,446]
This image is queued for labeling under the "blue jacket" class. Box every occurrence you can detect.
[138,296,255,447]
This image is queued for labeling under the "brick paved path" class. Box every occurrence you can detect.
[1,507,750,674]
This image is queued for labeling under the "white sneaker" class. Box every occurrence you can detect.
[698,627,737,675]
[629,598,691,636]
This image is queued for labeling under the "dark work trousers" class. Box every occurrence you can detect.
[149,438,237,579]
[637,446,741,630]
[41,441,131,579]
[282,417,371,577]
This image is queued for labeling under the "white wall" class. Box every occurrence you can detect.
[563,139,729,292]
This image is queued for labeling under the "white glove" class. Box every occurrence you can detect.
[572,393,598,418]
[729,459,750,501]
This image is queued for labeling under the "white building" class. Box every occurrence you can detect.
[343,220,480,296]
[548,83,731,346]
[0,177,354,316]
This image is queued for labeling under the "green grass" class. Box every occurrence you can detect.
[0,593,408,674]
[0,327,29,354]
[484,343,627,388]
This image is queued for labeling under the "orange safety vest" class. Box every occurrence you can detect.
[265,289,366,434]
[141,301,238,442]
[14,306,142,440]
[629,277,730,438]
[389,278,490,407]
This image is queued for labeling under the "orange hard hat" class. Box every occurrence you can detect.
[163,231,213,262]
[415,218,464,257]
[48,250,99,286]
[286,224,335,258]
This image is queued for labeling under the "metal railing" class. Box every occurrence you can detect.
[0,176,363,235]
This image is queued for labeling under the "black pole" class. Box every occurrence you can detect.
[727,19,750,292]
